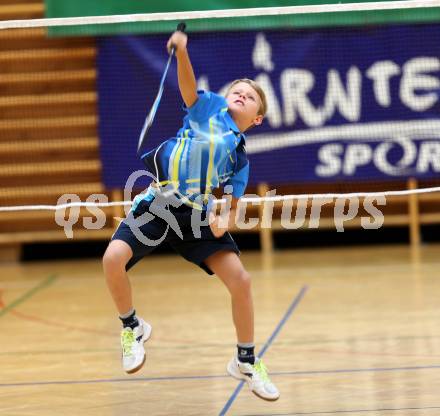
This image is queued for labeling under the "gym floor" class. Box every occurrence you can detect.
[1,244,440,415]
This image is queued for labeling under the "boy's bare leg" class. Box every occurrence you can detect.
[102,239,151,374]
[102,239,134,315]
[204,250,254,343]
[205,250,279,401]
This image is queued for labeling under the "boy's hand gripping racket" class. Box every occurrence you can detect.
[137,22,186,156]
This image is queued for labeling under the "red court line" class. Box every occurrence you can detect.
[0,289,114,336]
[0,289,196,344]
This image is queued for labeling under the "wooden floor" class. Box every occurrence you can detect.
[1,244,440,416]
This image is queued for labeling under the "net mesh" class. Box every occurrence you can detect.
[0,2,439,238]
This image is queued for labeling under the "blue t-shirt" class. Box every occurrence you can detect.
[138,90,249,209]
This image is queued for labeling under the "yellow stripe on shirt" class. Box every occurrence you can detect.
[171,130,189,187]
[204,118,216,202]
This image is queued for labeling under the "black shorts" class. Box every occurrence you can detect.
[111,199,240,275]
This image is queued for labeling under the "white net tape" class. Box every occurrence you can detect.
[0,0,438,30]
[1,186,439,212]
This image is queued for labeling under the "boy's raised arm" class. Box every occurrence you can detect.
[167,31,198,108]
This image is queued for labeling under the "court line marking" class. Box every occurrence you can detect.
[0,298,115,336]
[240,405,440,415]
[2,363,440,388]
[219,284,309,416]
[241,405,440,415]
[0,274,58,318]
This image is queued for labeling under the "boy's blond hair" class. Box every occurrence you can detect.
[227,78,267,117]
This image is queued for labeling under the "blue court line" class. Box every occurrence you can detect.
[275,364,440,377]
[219,285,309,416]
[241,405,440,415]
[0,374,226,388]
[2,363,440,388]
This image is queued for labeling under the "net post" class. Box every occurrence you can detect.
[111,189,125,229]
[258,183,273,257]
[408,178,421,250]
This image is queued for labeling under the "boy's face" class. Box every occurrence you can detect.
[226,82,263,130]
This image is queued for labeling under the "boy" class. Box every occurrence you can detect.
[102,29,279,401]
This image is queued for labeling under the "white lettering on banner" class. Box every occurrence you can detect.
[247,121,440,177]
[366,60,400,107]
[277,58,440,128]
[280,67,362,128]
[343,144,372,175]
[277,58,440,129]
[373,137,417,176]
[194,35,440,179]
[281,68,324,127]
[253,33,274,72]
[315,139,440,177]
[400,57,440,112]
[203,36,440,128]
[416,142,440,173]
[198,36,440,128]
[316,144,343,177]
[324,67,361,123]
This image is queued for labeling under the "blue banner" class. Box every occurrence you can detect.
[97,24,440,189]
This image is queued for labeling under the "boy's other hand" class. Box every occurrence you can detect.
[167,31,188,55]
[209,212,226,239]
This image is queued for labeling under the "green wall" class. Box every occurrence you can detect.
[45,0,387,16]
[45,0,440,36]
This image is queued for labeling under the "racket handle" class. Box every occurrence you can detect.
[169,22,186,55]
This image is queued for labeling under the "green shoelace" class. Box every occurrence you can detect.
[253,360,270,383]
[121,329,135,356]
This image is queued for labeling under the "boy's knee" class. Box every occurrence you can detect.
[102,244,129,271]
[234,269,252,291]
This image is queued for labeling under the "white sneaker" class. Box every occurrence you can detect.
[121,318,152,374]
[227,357,280,401]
